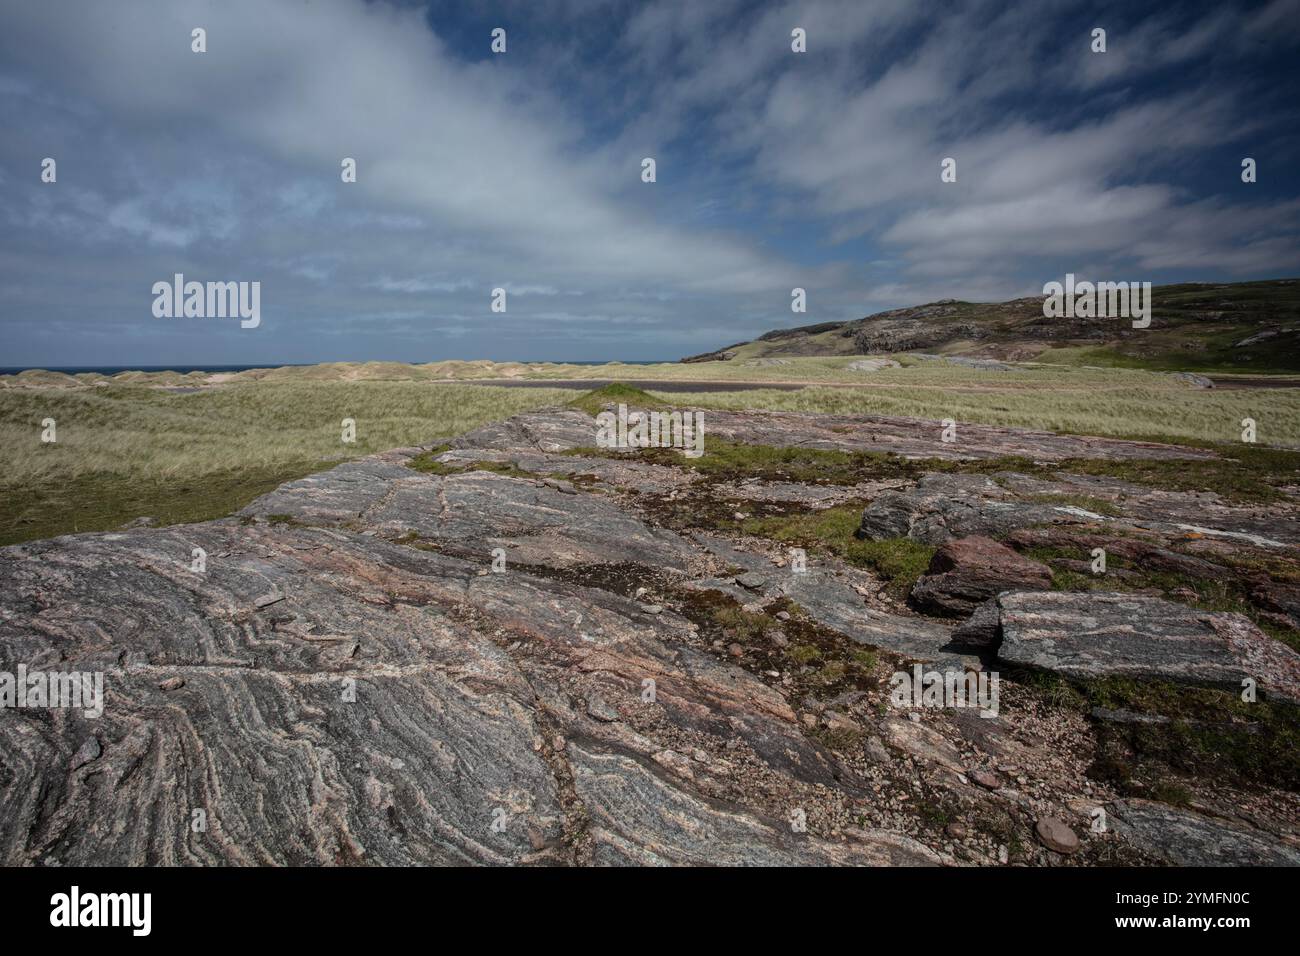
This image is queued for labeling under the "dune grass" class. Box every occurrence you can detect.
[0,382,578,544]
[663,374,1300,447]
[3,370,1298,545]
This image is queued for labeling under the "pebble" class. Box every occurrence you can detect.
[969,769,1003,790]
[1035,816,1080,854]
[70,736,101,770]
[586,694,620,722]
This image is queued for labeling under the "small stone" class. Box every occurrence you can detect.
[736,572,767,590]
[863,736,890,763]
[651,749,695,780]
[821,711,862,734]
[1035,816,1080,854]
[586,694,620,722]
[970,769,1003,790]
[542,478,577,494]
[253,590,286,609]
[775,610,791,621]
[70,736,101,770]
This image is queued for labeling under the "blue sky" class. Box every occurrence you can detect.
[2,0,1299,367]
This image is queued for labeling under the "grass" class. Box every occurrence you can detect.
[741,504,935,598]
[0,382,578,545]
[1052,443,1300,504]
[5,373,1299,546]
[605,429,1300,506]
[565,381,666,416]
[671,366,1300,447]
[1019,670,1300,793]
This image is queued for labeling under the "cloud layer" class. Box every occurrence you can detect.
[2,0,1298,365]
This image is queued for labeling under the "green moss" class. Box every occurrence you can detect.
[742,504,935,598]
[788,644,822,664]
[1028,673,1300,793]
[407,446,536,479]
[1052,444,1300,505]
[0,462,334,546]
[713,605,771,641]
[406,445,455,474]
[567,382,667,417]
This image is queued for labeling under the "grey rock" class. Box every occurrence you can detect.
[569,743,947,866]
[859,474,1066,545]
[951,599,1003,648]
[1107,800,1300,866]
[995,592,1300,704]
[70,737,101,770]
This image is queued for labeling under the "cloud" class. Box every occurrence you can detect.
[0,0,1296,366]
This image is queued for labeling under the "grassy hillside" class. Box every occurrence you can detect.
[683,278,1300,373]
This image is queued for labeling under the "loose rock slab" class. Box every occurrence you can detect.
[994,591,1300,704]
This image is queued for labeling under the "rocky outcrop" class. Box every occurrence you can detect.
[859,474,1065,544]
[702,412,1216,464]
[1106,800,1300,866]
[992,592,1300,704]
[846,358,901,372]
[852,318,980,353]
[1,404,1295,867]
[909,536,1052,617]
[859,470,1300,548]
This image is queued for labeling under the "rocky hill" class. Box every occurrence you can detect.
[683,279,1300,373]
[3,395,1298,865]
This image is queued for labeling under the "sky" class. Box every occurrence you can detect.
[2,0,1299,367]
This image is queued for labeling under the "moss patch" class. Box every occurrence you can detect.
[741,504,935,598]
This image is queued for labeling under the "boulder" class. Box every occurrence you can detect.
[858,474,1064,544]
[994,591,1300,704]
[909,536,1051,617]
[951,598,1003,647]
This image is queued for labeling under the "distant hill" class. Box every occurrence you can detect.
[682,279,1300,373]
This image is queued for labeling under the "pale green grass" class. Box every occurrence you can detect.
[2,382,580,485]
[659,377,1300,446]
